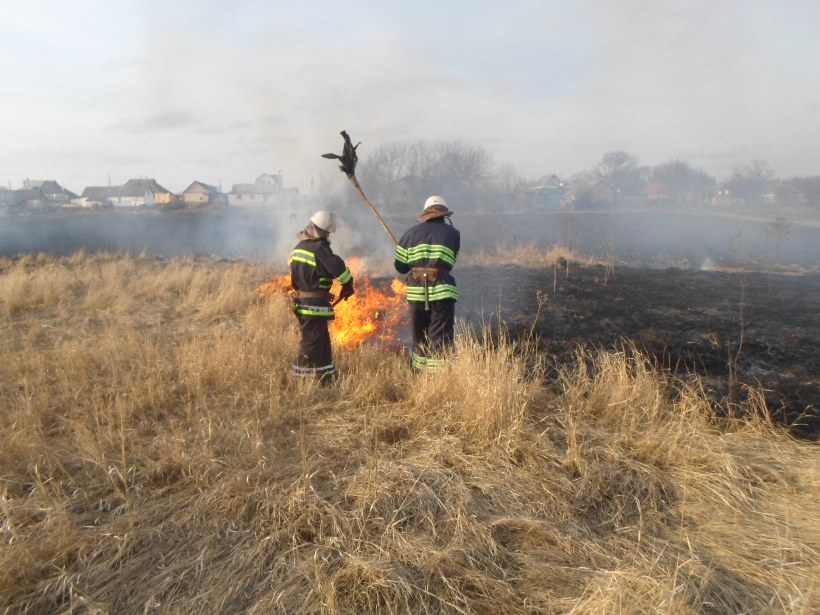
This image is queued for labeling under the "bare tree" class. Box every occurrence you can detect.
[773,175,820,209]
[357,139,496,212]
[650,159,716,205]
[594,151,646,197]
[726,160,775,205]
[494,162,526,194]
[357,141,424,200]
[429,141,492,185]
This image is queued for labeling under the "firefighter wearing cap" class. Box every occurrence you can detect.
[394,196,460,372]
[289,211,354,383]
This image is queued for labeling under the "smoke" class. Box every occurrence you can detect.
[1,208,818,273]
[459,210,819,269]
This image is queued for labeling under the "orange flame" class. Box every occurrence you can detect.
[258,258,407,349]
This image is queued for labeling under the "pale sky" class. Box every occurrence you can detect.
[2,0,818,195]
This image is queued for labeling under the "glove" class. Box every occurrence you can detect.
[339,282,355,300]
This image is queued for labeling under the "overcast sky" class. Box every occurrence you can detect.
[2,0,818,195]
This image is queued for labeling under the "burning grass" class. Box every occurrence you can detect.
[0,253,818,614]
[257,257,407,350]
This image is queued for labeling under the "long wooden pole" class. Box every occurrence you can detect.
[348,175,398,246]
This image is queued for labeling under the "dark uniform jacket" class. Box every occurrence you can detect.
[394,217,460,302]
[289,238,352,319]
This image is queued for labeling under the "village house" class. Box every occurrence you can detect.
[383,175,430,212]
[0,188,46,212]
[0,180,78,212]
[710,186,745,208]
[529,174,567,209]
[22,179,78,206]
[181,181,225,207]
[228,173,284,207]
[567,179,616,209]
[76,178,175,208]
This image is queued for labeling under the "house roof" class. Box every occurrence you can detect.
[20,180,78,199]
[568,178,615,197]
[531,174,564,189]
[0,188,45,205]
[230,173,283,194]
[256,173,281,184]
[183,181,219,194]
[81,179,173,200]
[231,183,279,195]
[80,186,118,200]
[119,178,173,196]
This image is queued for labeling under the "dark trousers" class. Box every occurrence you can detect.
[292,316,336,379]
[410,300,455,358]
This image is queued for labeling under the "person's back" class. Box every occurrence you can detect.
[289,211,354,383]
[394,196,460,372]
[291,236,347,293]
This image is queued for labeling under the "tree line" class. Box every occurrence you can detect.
[328,139,819,213]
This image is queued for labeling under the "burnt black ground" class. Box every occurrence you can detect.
[456,264,820,440]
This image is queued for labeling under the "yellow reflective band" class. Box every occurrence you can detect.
[411,353,447,372]
[295,305,335,317]
[403,244,457,265]
[406,284,458,301]
[336,268,352,284]
[289,249,316,267]
[411,352,428,369]
[426,358,447,367]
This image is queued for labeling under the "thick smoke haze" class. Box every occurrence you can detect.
[1,0,819,195]
[1,210,817,274]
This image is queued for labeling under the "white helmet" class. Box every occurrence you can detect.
[310,210,337,233]
[423,195,448,212]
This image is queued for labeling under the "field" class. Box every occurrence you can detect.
[0,251,818,614]
[458,247,820,440]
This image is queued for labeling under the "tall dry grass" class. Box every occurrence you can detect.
[0,253,817,614]
[461,243,599,269]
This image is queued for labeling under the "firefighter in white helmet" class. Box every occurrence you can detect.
[394,196,460,372]
[288,211,354,383]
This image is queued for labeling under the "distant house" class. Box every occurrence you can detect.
[182,181,225,206]
[75,186,115,208]
[0,188,45,212]
[384,175,429,212]
[568,179,616,209]
[228,173,284,207]
[0,180,78,212]
[21,179,78,206]
[710,185,745,208]
[529,174,567,209]
[78,178,175,207]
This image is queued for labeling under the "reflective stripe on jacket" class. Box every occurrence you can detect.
[394,217,460,302]
[289,238,352,319]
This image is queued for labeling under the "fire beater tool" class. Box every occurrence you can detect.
[323,131,412,308]
[322,130,398,247]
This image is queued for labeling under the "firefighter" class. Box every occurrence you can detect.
[289,211,354,383]
[394,196,460,372]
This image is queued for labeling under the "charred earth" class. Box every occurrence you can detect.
[457,263,820,440]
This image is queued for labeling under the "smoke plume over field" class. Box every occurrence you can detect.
[1,208,818,272]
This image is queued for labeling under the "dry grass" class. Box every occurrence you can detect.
[0,253,817,614]
[461,243,604,269]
